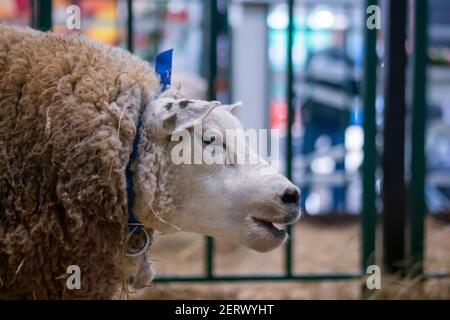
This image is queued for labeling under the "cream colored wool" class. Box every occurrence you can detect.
[0,25,160,299]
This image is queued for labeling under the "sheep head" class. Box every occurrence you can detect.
[133,94,301,253]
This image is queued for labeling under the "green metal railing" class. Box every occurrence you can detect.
[152,0,372,286]
[31,0,52,31]
[284,0,295,278]
[205,0,218,280]
[409,0,428,277]
[361,0,378,294]
[127,0,134,53]
[31,0,444,294]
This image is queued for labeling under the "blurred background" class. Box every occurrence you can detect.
[0,0,449,299]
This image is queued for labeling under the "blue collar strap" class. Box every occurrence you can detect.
[125,49,173,256]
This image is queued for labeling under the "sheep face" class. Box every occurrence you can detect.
[136,96,301,253]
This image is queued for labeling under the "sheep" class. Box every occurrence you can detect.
[0,25,300,299]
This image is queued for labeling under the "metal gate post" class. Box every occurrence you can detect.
[361,0,378,276]
[284,0,295,277]
[127,0,134,53]
[409,0,428,277]
[205,0,218,279]
[382,0,408,275]
[32,0,52,31]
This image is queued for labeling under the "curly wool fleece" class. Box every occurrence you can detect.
[0,25,160,299]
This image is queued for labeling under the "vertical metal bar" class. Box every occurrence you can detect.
[127,0,134,53]
[382,0,408,275]
[33,0,52,32]
[409,0,428,277]
[284,0,295,277]
[361,0,378,298]
[205,0,218,279]
[207,0,218,101]
[29,0,35,27]
[361,0,378,273]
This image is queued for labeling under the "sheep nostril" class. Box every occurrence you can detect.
[281,187,300,205]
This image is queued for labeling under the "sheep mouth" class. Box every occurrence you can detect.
[251,217,286,239]
[241,217,291,252]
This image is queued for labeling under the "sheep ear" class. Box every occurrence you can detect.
[172,102,219,135]
[223,101,242,113]
[159,86,184,100]
[162,113,177,134]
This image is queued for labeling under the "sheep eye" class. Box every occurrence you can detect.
[203,136,216,145]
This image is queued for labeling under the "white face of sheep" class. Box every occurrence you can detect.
[138,97,301,252]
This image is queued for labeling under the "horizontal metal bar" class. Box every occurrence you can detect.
[153,271,449,283]
[295,173,347,186]
[154,272,362,283]
[294,145,346,168]
[424,271,450,279]
[427,172,450,186]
